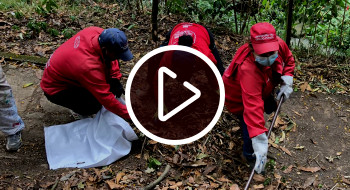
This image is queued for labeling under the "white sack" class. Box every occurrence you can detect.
[44,102,138,169]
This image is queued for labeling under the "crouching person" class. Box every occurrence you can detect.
[223,22,295,173]
[40,27,133,120]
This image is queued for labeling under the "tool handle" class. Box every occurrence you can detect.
[244,95,284,190]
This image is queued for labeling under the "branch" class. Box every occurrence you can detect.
[0,52,47,65]
[143,164,171,190]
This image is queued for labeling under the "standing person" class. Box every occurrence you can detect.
[223,22,295,173]
[40,27,133,120]
[0,64,25,151]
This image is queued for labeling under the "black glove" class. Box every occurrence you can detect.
[109,78,125,98]
[264,94,277,114]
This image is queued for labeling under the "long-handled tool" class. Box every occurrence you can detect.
[244,95,284,190]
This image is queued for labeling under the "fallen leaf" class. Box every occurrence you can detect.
[310,139,318,144]
[325,156,335,163]
[206,175,219,183]
[300,82,312,92]
[280,131,286,143]
[203,165,216,175]
[230,184,240,190]
[77,181,85,189]
[228,141,235,150]
[280,146,292,156]
[189,160,207,167]
[148,140,158,144]
[303,176,316,188]
[106,180,123,189]
[23,82,33,88]
[116,172,124,184]
[253,174,265,182]
[342,176,350,185]
[283,165,293,174]
[274,173,282,179]
[169,182,182,189]
[196,153,208,160]
[210,182,220,188]
[217,176,231,183]
[293,145,305,150]
[252,184,264,189]
[188,176,194,184]
[231,127,240,132]
[145,167,155,173]
[292,110,302,116]
[298,166,321,173]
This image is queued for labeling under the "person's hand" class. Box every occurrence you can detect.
[109,78,125,98]
[252,133,268,174]
[277,75,293,102]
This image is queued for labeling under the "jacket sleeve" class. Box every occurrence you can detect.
[109,60,122,79]
[278,38,295,77]
[79,67,130,120]
[239,61,268,138]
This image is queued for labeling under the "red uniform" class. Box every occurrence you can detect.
[168,23,217,65]
[223,37,295,138]
[40,27,129,119]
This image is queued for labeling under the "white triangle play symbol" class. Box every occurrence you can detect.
[158,67,201,122]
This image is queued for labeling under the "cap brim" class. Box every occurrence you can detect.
[252,41,279,55]
[120,49,133,61]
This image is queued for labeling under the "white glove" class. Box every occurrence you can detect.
[252,133,268,174]
[277,75,293,101]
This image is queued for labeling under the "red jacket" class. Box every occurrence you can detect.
[40,27,130,120]
[168,23,217,65]
[223,37,295,138]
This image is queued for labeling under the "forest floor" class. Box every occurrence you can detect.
[0,3,350,189]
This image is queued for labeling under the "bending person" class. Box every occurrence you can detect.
[41,27,133,120]
[223,22,295,173]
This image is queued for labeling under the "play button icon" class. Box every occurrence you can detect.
[125,45,225,145]
[158,67,201,122]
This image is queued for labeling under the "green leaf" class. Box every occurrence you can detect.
[77,181,85,189]
[274,136,280,144]
[23,82,33,88]
[148,157,161,169]
[127,24,135,30]
[196,153,208,160]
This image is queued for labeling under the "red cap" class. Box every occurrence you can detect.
[250,22,279,55]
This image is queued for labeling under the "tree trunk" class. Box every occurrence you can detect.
[232,0,238,33]
[286,0,294,47]
[151,0,159,42]
[339,1,347,47]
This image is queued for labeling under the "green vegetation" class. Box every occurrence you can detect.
[1,0,349,57]
[164,0,350,57]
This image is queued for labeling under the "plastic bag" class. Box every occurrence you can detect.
[44,102,138,169]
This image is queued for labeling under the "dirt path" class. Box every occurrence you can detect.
[0,65,349,189]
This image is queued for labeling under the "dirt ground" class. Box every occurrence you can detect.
[0,4,350,189]
[0,63,349,189]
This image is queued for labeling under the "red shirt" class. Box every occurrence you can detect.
[168,23,217,65]
[223,37,295,138]
[40,27,130,120]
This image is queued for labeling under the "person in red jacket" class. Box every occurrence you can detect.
[223,22,295,173]
[40,27,133,120]
[146,23,225,87]
[163,22,225,75]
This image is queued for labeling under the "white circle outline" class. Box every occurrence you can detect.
[125,45,225,145]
